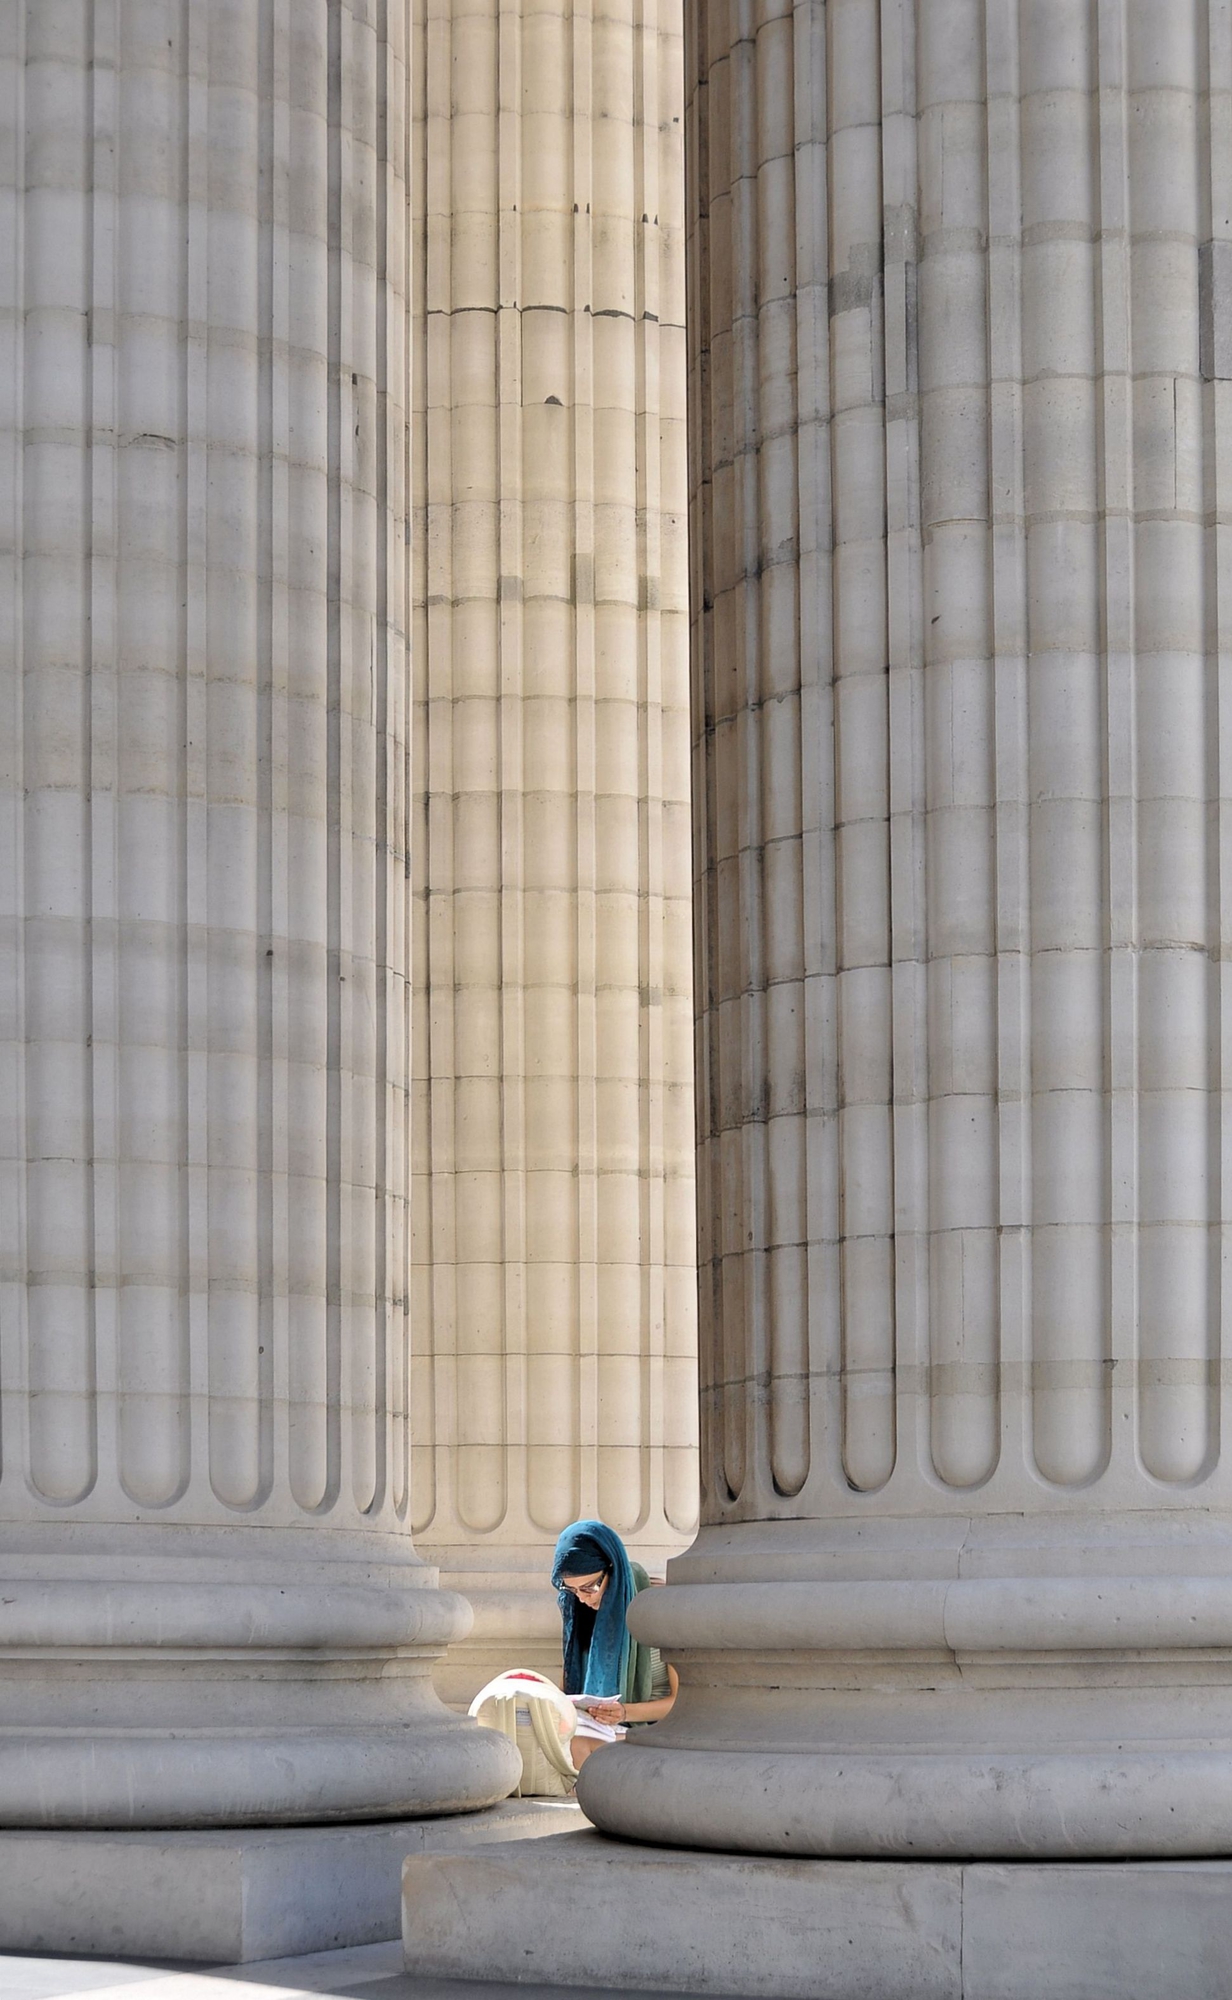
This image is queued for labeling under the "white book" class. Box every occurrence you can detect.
[571,1715,627,1743]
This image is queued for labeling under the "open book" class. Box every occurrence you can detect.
[571,1713,626,1743]
[566,1691,627,1741]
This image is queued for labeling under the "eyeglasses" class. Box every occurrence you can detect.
[558,1571,610,1599]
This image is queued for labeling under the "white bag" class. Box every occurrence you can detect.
[468,1669,579,1798]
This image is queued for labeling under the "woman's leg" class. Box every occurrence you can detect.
[570,1735,603,1771]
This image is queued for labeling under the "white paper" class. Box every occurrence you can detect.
[571,1716,627,1743]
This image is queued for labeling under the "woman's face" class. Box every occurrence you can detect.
[559,1569,609,1607]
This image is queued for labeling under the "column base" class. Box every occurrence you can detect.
[0,1531,521,1825]
[0,1719,520,1830]
[579,1738,1232,1860]
[402,1828,1232,2000]
[0,1799,583,1962]
[577,1514,1232,1860]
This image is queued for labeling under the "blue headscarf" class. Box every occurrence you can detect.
[552,1518,652,1703]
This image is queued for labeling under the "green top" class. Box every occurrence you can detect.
[624,1563,672,1706]
[647,1645,672,1701]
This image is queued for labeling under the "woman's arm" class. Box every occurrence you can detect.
[591,1664,679,1727]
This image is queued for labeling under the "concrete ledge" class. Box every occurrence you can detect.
[403,1831,960,1999]
[0,1800,582,1964]
[401,1829,1232,2000]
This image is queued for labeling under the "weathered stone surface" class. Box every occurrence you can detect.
[403,1832,1232,2000]
[402,1831,963,2000]
[408,0,697,1704]
[0,1802,582,1963]
[581,0,1232,1861]
[0,0,516,1826]
[962,1863,1232,2000]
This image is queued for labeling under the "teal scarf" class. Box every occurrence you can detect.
[552,1519,656,1705]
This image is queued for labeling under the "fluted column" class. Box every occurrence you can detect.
[581,0,1232,1859]
[409,0,698,1700]
[0,0,518,1826]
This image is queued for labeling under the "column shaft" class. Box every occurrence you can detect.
[580,0,1232,1860]
[410,0,697,1700]
[0,0,517,1826]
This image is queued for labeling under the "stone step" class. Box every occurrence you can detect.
[401,1827,1232,2000]
[0,1802,584,1964]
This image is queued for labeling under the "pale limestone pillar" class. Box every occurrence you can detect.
[581,0,1232,1858]
[0,0,518,1825]
[410,0,698,1701]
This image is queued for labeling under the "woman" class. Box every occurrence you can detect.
[552,1519,678,1770]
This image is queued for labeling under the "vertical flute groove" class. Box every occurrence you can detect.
[88,0,120,1505]
[880,0,925,1502]
[1020,0,1108,1486]
[830,0,893,1496]
[256,0,278,1511]
[1208,0,1232,1485]
[983,0,1031,1486]
[373,0,393,1518]
[22,0,99,1503]
[1129,0,1213,1483]
[918,0,1000,1491]
[1094,0,1140,1488]
[0,3,26,1492]
[758,3,809,1503]
[688,0,717,1516]
[325,0,346,1515]
[712,13,746,1508]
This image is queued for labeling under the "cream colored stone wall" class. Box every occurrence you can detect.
[0,0,515,1825]
[409,0,697,1698]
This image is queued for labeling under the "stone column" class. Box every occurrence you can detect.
[581,0,1232,1858]
[409,0,698,1702]
[0,0,518,1826]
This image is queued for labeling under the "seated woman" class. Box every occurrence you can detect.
[551,1518,678,1770]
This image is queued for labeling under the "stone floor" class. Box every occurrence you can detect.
[0,1945,725,2000]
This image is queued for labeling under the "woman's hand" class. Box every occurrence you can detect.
[587,1698,624,1725]
[613,1669,679,1729]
